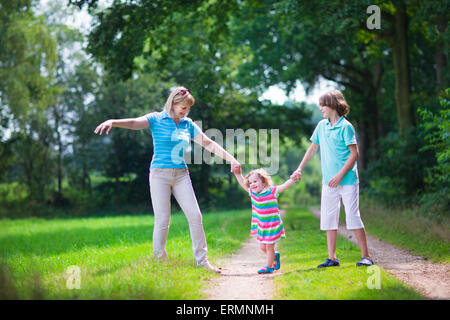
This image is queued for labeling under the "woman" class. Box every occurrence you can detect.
[94,86,239,273]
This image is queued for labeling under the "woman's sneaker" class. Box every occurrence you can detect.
[317,258,340,268]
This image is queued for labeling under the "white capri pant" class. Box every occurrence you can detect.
[149,168,208,266]
[320,184,365,231]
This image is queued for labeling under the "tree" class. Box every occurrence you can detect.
[87,72,170,208]
[0,0,57,129]
[0,0,59,205]
[230,0,390,168]
[41,1,86,198]
[69,0,313,206]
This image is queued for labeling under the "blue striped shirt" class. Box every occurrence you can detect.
[146,111,202,169]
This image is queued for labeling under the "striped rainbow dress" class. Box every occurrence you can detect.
[249,186,286,244]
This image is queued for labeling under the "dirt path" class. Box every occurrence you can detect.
[310,209,450,300]
[204,237,277,300]
[204,210,288,300]
[204,209,449,300]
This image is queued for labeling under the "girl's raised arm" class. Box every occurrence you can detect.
[94,116,149,135]
[277,178,296,194]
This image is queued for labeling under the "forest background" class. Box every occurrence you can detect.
[0,0,448,222]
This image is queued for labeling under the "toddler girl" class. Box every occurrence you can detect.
[232,166,295,274]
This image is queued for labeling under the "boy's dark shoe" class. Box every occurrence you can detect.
[356,257,374,267]
[317,258,340,268]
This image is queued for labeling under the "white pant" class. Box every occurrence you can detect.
[320,184,365,230]
[149,168,208,266]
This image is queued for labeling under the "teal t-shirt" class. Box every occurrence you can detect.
[310,116,359,185]
[146,111,201,169]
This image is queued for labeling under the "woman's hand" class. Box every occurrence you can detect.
[94,120,114,135]
[231,161,241,174]
[290,168,302,181]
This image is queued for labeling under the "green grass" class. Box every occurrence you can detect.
[0,208,429,299]
[0,210,250,299]
[359,201,450,263]
[275,208,423,299]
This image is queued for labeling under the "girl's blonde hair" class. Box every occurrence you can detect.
[244,168,273,189]
[163,86,195,115]
[319,90,350,117]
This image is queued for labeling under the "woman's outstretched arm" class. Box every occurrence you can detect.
[94,116,149,135]
[193,132,239,167]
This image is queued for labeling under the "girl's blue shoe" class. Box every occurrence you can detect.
[273,252,280,270]
[257,266,274,274]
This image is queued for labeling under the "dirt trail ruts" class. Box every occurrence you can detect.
[310,208,450,300]
[204,210,287,300]
[204,237,277,300]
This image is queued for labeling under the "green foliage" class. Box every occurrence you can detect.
[363,127,432,204]
[363,89,449,215]
[68,2,309,212]
[0,0,58,128]
[272,137,322,208]
[417,89,450,213]
[1,0,448,220]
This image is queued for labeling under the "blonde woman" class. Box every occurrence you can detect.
[94,86,240,273]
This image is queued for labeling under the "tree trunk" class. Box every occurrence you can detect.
[435,15,447,89]
[56,129,62,195]
[373,63,384,139]
[114,158,121,208]
[358,118,369,170]
[391,2,414,133]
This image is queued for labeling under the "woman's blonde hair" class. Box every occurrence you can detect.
[244,168,273,189]
[319,90,350,117]
[163,86,195,116]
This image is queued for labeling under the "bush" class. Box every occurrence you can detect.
[364,89,449,216]
[364,127,433,205]
[417,88,450,214]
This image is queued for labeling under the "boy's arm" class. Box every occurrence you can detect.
[277,178,296,194]
[328,144,359,188]
[290,142,319,181]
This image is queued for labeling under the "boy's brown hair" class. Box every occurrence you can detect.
[319,90,350,117]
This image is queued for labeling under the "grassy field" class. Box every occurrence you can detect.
[275,208,423,299]
[0,210,250,299]
[0,208,425,299]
